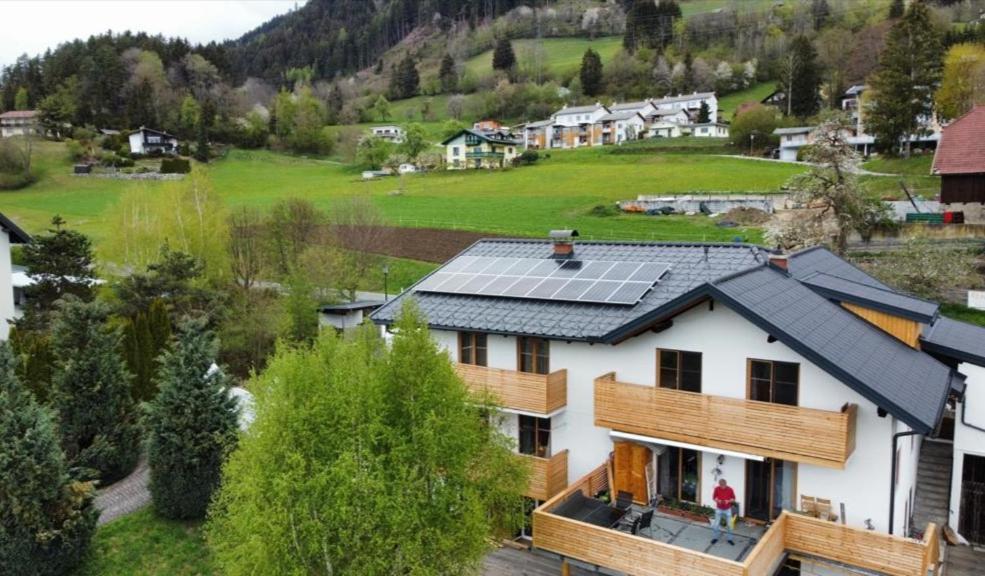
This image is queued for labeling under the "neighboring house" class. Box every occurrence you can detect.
[319,300,384,332]
[650,92,718,123]
[760,87,787,110]
[608,99,659,120]
[523,119,553,150]
[370,125,405,143]
[845,85,941,150]
[473,119,503,132]
[0,213,31,340]
[372,234,966,574]
[128,127,179,155]
[932,105,985,206]
[597,111,645,145]
[442,128,522,170]
[550,103,610,149]
[0,110,40,138]
[645,109,690,139]
[687,122,730,138]
[773,127,814,161]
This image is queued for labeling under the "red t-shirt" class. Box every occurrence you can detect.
[713,486,736,510]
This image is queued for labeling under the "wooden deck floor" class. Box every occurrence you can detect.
[483,547,593,576]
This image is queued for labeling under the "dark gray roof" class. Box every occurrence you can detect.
[0,213,30,244]
[371,240,767,341]
[788,246,890,290]
[800,272,939,323]
[921,317,985,368]
[440,128,521,146]
[598,111,644,122]
[320,300,385,313]
[554,104,607,116]
[711,266,953,434]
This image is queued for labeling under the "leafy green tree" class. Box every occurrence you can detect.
[18,216,96,332]
[8,327,54,403]
[287,87,326,154]
[38,78,78,140]
[492,38,517,74]
[400,123,428,161]
[580,48,604,97]
[867,1,944,156]
[0,343,98,576]
[121,298,172,402]
[178,95,201,140]
[439,53,457,93]
[280,273,319,345]
[935,43,985,121]
[145,319,239,520]
[356,136,394,170]
[207,305,528,575]
[729,104,779,151]
[371,94,391,122]
[272,89,296,138]
[14,86,29,110]
[50,297,141,483]
[782,35,821,118]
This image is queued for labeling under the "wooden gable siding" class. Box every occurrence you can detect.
[941,174,985,204]
[841,303,922,348]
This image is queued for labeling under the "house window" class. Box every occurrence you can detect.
[459,332,487,366]
[519,415,551,457]
[658,349,701,392]
[518,337,549,375]
[748,359,799,406]
[659,447,700,504]
[452,146,460,156]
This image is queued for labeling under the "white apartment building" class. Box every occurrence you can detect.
[0,214,31,340]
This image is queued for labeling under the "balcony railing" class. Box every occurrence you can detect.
[594,373,857,469]
[518,449,568,501]
[533,463,940,576]
[455,364,566,415]
[465,151,504,159]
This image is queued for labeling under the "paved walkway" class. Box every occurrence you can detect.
[483,547,590,576]
[945,544,985,576]
[93,456,151,525]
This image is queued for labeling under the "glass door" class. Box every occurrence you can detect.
[745,459,796,521]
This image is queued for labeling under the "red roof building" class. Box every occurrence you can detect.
[932,105,985,203]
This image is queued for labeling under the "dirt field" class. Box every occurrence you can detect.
[335,226,504,263]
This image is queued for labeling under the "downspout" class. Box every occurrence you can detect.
[889,430,921,535]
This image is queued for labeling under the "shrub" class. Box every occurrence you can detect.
[66,139,85,161]
[515,149,539,166]
[0,343,98,576]
[160,158,191,174]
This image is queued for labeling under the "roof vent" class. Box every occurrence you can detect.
[769,253,789,271]
[549,229,579,258]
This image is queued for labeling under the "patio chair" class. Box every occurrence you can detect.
[637,509,654,537]
[816,498,833,521]
[800,495,818,517]
[615,490,634,512]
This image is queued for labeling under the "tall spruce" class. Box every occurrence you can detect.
[145,319,238,520]
[697,101,711,123]
[121,298,172,402]
[50,297,140,483]
[492,38,516,73]
[439,53,457,93]
[867,1,944,156]
[580,48,604,97]
[388,55,420,100]
[786,35,822,118]
[0,343,98,576]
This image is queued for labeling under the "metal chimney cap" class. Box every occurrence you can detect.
[549,229,579,239]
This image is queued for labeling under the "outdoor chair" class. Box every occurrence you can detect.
[615,490,634,512]
[637,509,654,537]
[800,495,818,517]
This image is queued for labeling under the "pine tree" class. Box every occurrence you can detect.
[492,38,516,73]
[194,98,214,162]
[697,101,711,123]
[50,297,140,483]
[889,0,904,18]
[439,53,457,93]
[580,49,604,97]
[867,1,944,156]
[389,56,420,100]
[145,319,238,520]
[19,216,96,332]
[786,35,822,118]
[0,343,98,575]
[122,298,172,403]
[14,86,29,110]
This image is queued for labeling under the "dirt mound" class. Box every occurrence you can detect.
[722,207,771,226]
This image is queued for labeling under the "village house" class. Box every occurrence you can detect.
[773,127,814,161]
[372,233,978,575]
[0,213,31,340]
[608,99,660,120]
[128,127,179,155]
[0,110,40,138]
[442,128,521,170]
[597,110,645,145]
[318,300,384,332]
[651,91,719,123]
[932,105,985,223]
[688,121,730,138]
[645,108,691,139]
[369,124,405,143]
[523,119,553,149]
[549,103,610,149]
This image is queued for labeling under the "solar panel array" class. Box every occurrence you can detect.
[414,256,671,305]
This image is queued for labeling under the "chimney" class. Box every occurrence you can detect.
[550,229,579,258]
[769,253,788,271]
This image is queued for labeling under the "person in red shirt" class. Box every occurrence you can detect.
[711,478,736,545]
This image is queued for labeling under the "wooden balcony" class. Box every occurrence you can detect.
[594,373,857,469]
[455,364,566,415]
[518,449,568,501]
[533,463,941,576]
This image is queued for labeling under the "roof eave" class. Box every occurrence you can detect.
[804,283,938,324]
[0,213,31,244]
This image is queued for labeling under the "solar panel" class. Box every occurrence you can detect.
[414,257,670,306]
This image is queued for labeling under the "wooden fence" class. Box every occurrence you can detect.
[455,364,567,415]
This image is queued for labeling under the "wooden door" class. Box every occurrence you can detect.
[613,441,651,504]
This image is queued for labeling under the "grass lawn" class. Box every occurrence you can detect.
[464,37,623,82]
[78,508,215,576]
[941,303,985,328]
[718,82,777,121]
[861,154,940,200]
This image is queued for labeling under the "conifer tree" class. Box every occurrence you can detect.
[580,48,604,97]
[0,343,98,575]
[492,38,516,73]
[867,1,944,156]
[19,216,96,332]
[439,53,457,93]
[785,35,822,118]
[50,297,140,483]
[697,101,711,123]
[121,298,172,402]
[146,319,238,520]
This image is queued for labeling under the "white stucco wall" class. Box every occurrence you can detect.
[0,230,13,340]
[434,298,905,532]
[950,362,985,537]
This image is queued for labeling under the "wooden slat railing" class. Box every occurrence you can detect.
[534,461,940,576]
[455,364,566,415]
[594,373,857,469]
[519,449,569,501]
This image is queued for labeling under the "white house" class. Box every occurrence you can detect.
[651,92,718,124]
[597,111,646,145]
[372,235,959,575]
[774,127,814,161]
[523,119,553,149]
[0,110,40,138]
[645,109,690,138]
[609,100,659,119]
[688,122,730,138]
[549,103,610,148]
[370,125,405,143]
[128,127,179,155]
[318,300,384,332]
[0,213,31,340]
[442,128,522,170]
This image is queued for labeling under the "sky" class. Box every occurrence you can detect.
[0,0,299,68]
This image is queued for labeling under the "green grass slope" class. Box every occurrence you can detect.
[464,37,623,81]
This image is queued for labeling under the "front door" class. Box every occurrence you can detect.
[960,454,985,544]
[745,459,796,522]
